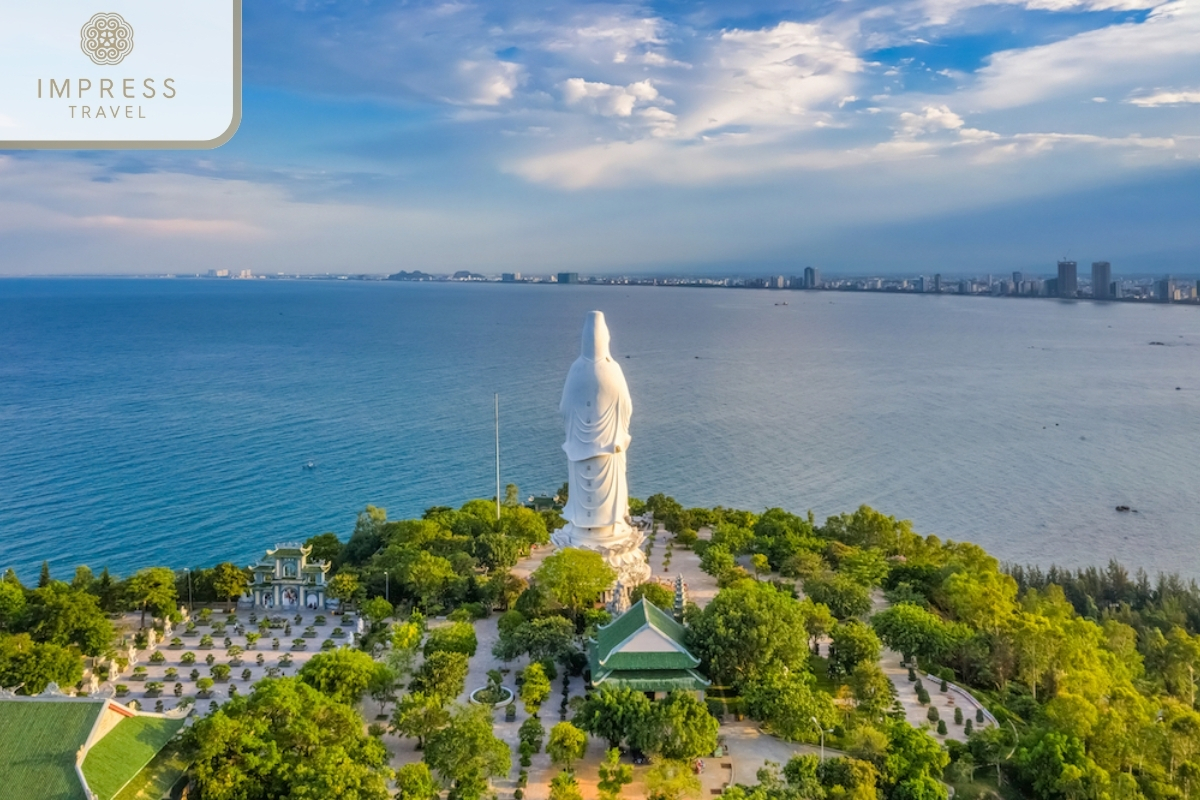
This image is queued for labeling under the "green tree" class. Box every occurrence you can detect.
[395,763,441,800]
[211,563,249,608]
[574,685,653,750]
[548,721,589,772]
[520,716,546,754]
[645,757,702,800]
[699,545,737,579]
[598,747,634,800]
[425,621,478,658]
[361,597,394,627]
[25,586,114,656]
[871,603,967,667]
[631,582,675,610]
[127,567,178,626]
[848,662,894,721]
[475,534,521,573]
[391,691,450,749]
[828,621,882,678]
[804,574,871,620]
[533,549,616,627]
[71,566,93,592]
[632,691,719,760]
[742,669,837,743]
[493,615,575,663]
[424,704,511,800]
[688,579,812,686]
[0,633,82,694]
[298,647,381,704]
[752,554,771,578]
[187,677,391,800]
[0,581,26,629]
[305,532,344,565]
[520,661,552,714]
[38,561,51,589]
[551,771,584,800]
[368,662,397,713]
[327,571,361,611]
[410,650,470,701]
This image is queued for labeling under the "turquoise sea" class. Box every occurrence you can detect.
[1,278,1198,580]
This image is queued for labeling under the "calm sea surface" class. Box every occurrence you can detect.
[1,278,1198,581]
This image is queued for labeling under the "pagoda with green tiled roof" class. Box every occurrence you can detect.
[588,598,710,697]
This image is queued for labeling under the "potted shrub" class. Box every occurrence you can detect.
[115,684,129,697]
[173,682,183,697]
[181,651,196,665]
[211,664,231,682]
[256,653,264,666]
[245,632,260,649]
[198,608,213,624]
[149,651,166,664]
[241,668,252,681]
[506,703,517,722]
[314,615,326,626]
[294,614,302,625]
[205,653,216,667]
[321,639,335,650]
[292,638,306,650]
[184,621,197,636]
[332,627,345,639]
[199,634,214,649]
[223,637,232,649]
[228,645,244,665]
[190,669,200,682]
[226,614,238,626]
[145,681,164,697]
[279,653,294,667]
[170,637,184,649]
[213,622,226,635]
[272,638,280,650]
[303,626,317,639]
[197,677,214,697]
[131,666,148,682]
[165,667,179,680]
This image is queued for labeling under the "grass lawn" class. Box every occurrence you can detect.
[0,699,103,800]
[82,716,186,800]
[111,741,190,800]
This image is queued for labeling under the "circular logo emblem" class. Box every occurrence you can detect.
[81,13,134,65]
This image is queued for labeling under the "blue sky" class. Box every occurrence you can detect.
[2,0,1198,276]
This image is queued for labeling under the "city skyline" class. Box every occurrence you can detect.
[1,0,1199,275]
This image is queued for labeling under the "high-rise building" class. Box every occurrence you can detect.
[803,266,821,289]
[1045,277,1058,297]
[1158,276,1174,302]
[1057,261,1077,298]
[557,272,579,285]
[1092,262,1112,300]
[1012,271,1023,286]
[501,272,521,282]
[770,275,786,289]
[934,274,942,293]
[916,277,926,293]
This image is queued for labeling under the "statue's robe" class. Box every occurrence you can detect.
[560,311,632,535]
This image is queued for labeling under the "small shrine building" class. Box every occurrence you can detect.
[248,542,330,609]
[588,598,710,698]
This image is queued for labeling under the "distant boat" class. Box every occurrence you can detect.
[303,460,317,470]
[1116,505,1130,512]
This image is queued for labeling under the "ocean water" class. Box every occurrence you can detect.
[1,278,1198,581]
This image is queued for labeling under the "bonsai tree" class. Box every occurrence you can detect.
[256,653,265,666]
[954,707,964,725]
[150,651,166,664]
[245,632,260,649]
[170,637,183,648]
[205,653,216,667]
[292,638,306,650]
[174,682,183,697]
[197,677,214,696]
[190,668,200,681]
[181,651,196,665]
[115,684,129,696]
[242,668,252,681]
[227,645,244,663]
[165,667,179,680]
[199,634,214,649]
[211,663,232,682]
[132,666,148,681]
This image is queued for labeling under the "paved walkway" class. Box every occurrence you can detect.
[105,606,338,711]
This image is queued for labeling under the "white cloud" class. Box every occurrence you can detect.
[457,60,522,105]
[563,78,661,117]
[898,104,965,136]
[1128,89,1200,106]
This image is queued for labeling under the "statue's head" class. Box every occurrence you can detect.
[581,310,611,360]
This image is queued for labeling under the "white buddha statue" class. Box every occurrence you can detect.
[551,311,651,586]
